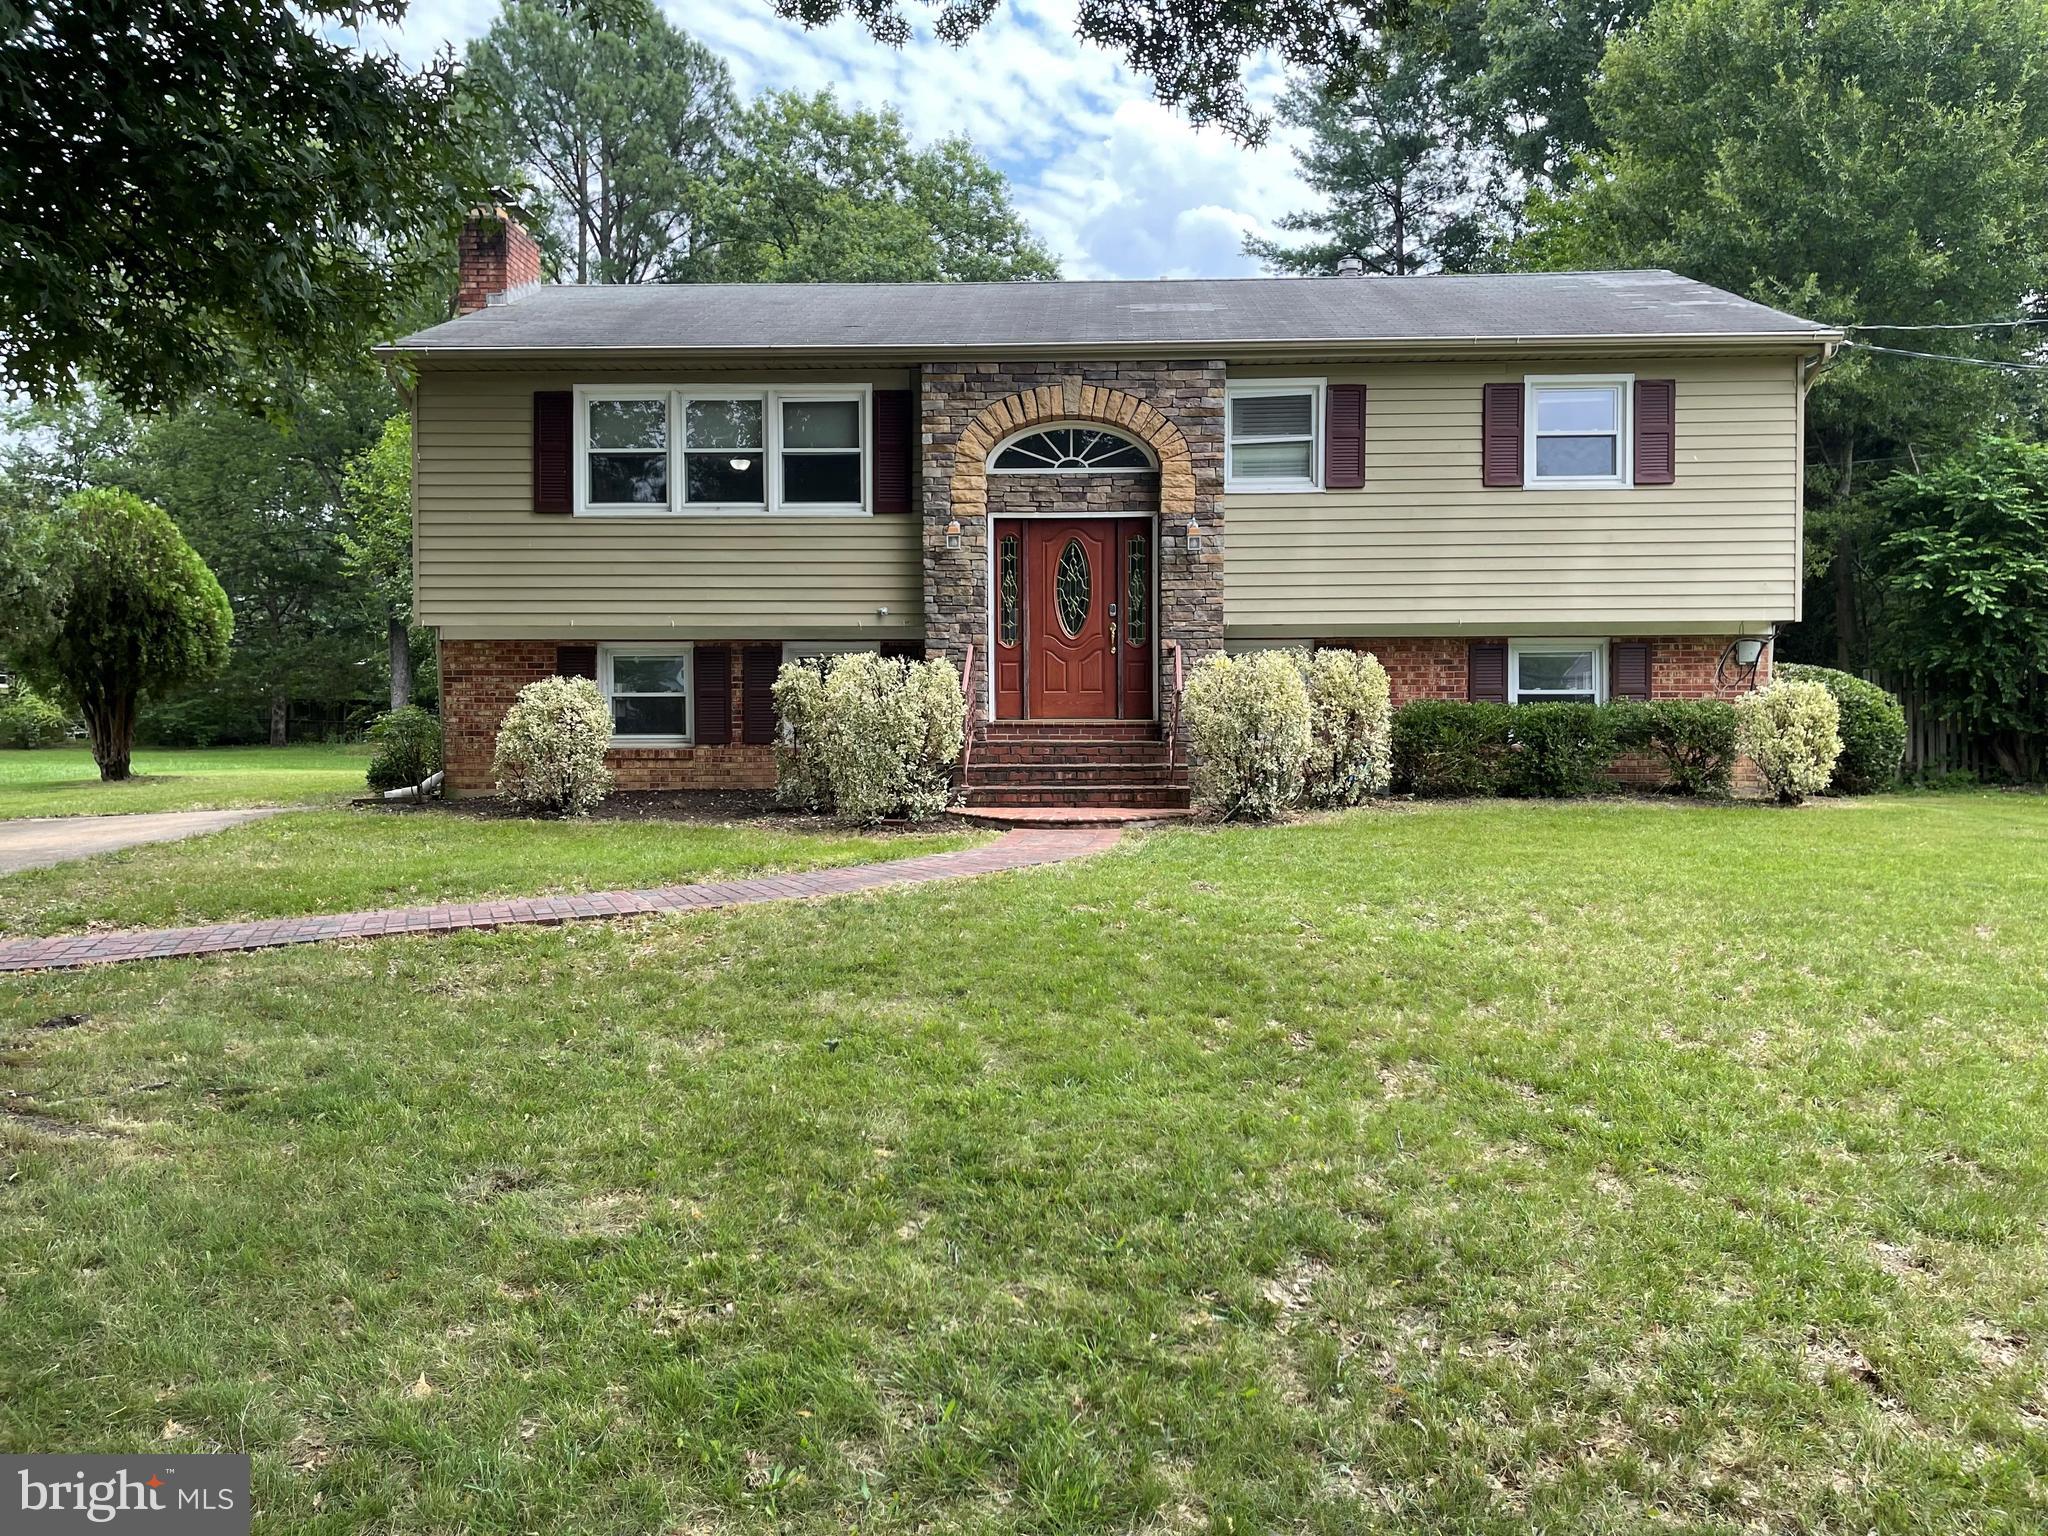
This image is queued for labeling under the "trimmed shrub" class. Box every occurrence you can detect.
[1612,698,1740,796]
[789,652,963,824]
[770,659,832,813]
[1779,664,1905,793]
[1734,679,1842,804]
[491,676,614,817]
[365,705,443,792]
[0,683,72,748]
[1184,651,1312,819]
[1390,700,1515,796]
[1502,702,1622,797]
[1294,648,1393,806]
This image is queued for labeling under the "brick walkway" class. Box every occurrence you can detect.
[0,827,1120,974]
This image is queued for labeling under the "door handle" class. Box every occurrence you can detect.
[1109,602,1119,654]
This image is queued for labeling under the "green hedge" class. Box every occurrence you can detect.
[1778,664,1905,793]
[365,705,443,792]
[1391,698,1741,798]
[1612,698,1739,796]
[1390,700,1516,796]
[0,683,73,748]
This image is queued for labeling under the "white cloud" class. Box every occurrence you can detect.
[356,0,1318,279]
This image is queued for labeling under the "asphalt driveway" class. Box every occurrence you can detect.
[0,808,282,877]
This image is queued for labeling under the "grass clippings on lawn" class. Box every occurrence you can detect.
[3,794,2046,1534]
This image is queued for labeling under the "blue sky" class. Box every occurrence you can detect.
[361,0,1315,279]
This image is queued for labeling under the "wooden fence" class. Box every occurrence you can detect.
[1869,672,2045,781]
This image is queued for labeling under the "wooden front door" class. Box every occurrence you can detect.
[994,518,1152,720]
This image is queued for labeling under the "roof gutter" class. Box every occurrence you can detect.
[374,329,1847,367]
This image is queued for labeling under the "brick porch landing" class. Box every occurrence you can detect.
[0,828,1119,974]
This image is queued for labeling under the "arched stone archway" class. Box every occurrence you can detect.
[949,384,1196,521]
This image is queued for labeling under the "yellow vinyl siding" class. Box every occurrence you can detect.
[1224,356,1803,636]
[413,368,922,640]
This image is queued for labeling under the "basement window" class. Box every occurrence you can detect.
[601,644,692,744]
[1509,640,1605,704]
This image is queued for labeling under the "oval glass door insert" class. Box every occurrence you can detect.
[1055,538,1091,636]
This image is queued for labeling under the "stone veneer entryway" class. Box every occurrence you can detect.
[918,361,1227,740]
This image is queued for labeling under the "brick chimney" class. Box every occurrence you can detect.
[456,208,542,315]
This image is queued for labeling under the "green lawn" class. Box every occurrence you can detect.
[0,808,982,935]
[4,794,2047,1534]
[0,743,372,819]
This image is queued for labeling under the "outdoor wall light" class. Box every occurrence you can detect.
[945,518,962,550]
[1733,635,1768,667]
[1185,517,1202,552]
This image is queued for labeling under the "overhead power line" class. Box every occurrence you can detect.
[1845,317,2048,332]
[1840,339,2048,372]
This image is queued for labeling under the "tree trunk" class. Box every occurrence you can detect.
[388,615,412,711]
[270,692,288,747]
[83,691,136,781]
[1833,437,1859,670]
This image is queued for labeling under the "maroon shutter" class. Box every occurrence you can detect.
[694,645,732,745]
[1633,379,1676,485]
[1481,383,1523,488]
[880,639,925,660]
[872,389,914,514]
[741,645,781,744]
[1325,383,1366,490]
[1610,641,1652,700]
[533,391,573,514]
[555,643,597,681]
[1468,641,1508,702]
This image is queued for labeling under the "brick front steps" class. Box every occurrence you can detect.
[0,828,1119,974]
[964,722,1192,812]
[949,806,1195,829]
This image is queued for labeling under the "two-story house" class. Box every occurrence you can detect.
[381,214,1839,812]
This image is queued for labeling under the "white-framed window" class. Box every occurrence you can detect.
[600,643,692,744]
[1509,639,1605,704]
[574,385,871,516]
[680,394,766,508]
[1225,380,1323,492]
[777,395,866,508]
[1525,376,1631,489]
[583,391,671,509]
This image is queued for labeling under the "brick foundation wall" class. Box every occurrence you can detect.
[1313,633,1771,796]
[440,639,778,795]
[1314,634,1770,706]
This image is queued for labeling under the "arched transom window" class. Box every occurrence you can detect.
[991,424,1154,473]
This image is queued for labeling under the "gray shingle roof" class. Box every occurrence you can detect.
[385,270,1835,357]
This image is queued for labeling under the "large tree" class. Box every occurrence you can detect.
[704,90,1058,282]
[1246,52,1499,276]
[773,0,1396,142]
[0,1,485,411]
[122,386,392,746]
[1518,0,2048,668]
[1873,436,2048,776]
[9,490,233,780]
[2,379,397,747]
[341,417,419,712]
[1428,0,1653,193]
[466,0,737,282]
